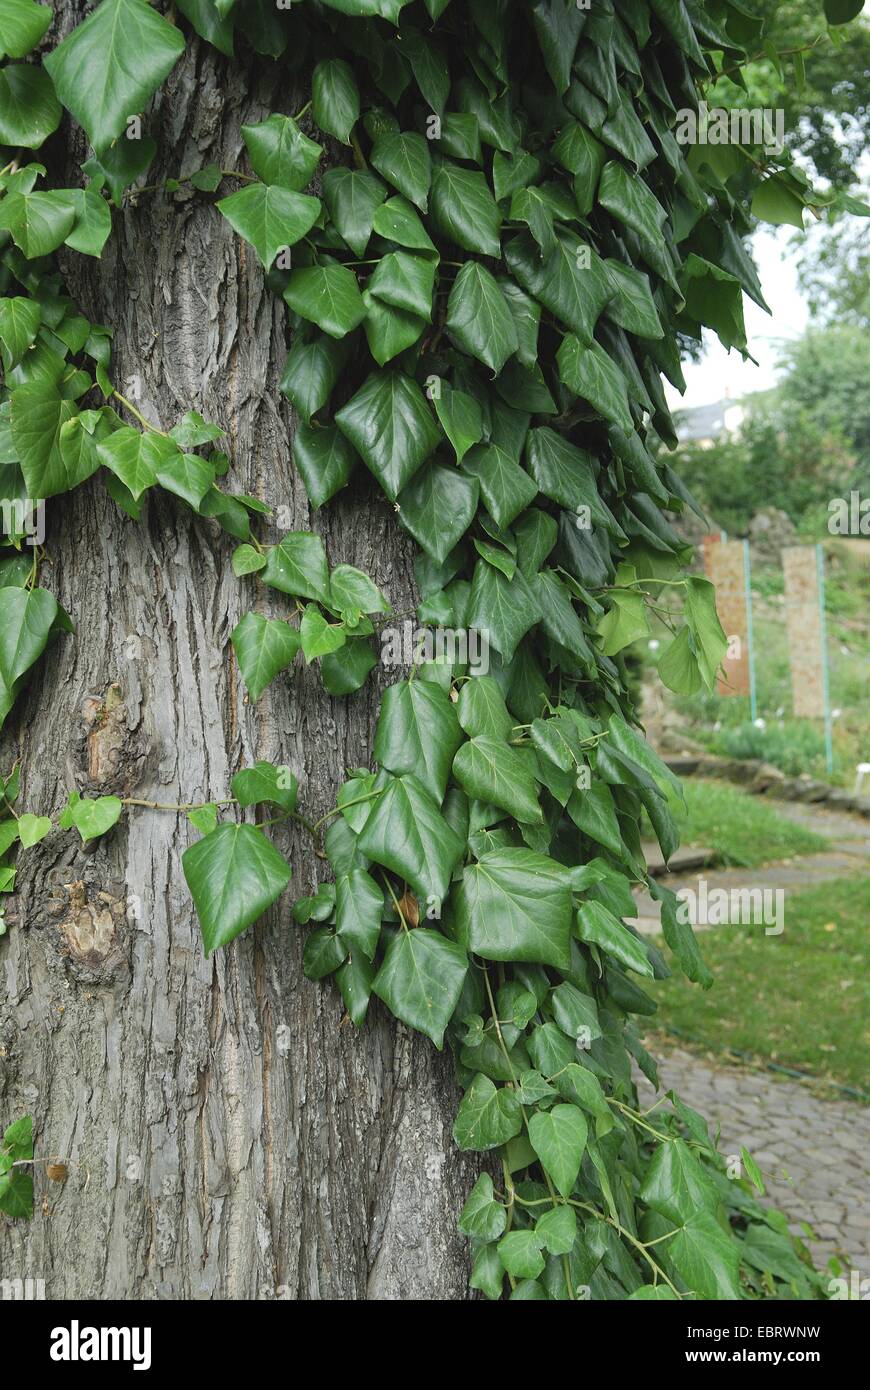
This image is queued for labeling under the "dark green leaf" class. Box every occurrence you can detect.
[372,926,467,1048]
[231,612,300,701]
[397,459,479,563]
[455,848,573,968]
[283,264,366,338]
[370,131,432,211]
[262,531,331,605]
[446,262,518,374]
[242,113,322,191]
[322,168,386,257]
[336,370,439,499]
[44,0,185,151]
[357,773,464,905]
[218,183,321,268]
[430,161,501,257]
[453,1072,523,1150]
[0,64,60,148]
[374,678,463,803]
[183,822,291,955]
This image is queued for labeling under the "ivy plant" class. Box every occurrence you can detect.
[0,0,862,1299]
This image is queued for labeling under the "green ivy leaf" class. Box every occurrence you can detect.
[505,229,612,344]
[525,427,625,539]
[657,625,702,696]
[461,443,537,529]
[370,130,432,211]
[430,160,501,256]
[567,781,622,856]
[557,335,633,434]
[369,249,436,322]
[374,678,463,804]
[363,292,426,366]
[372,194,436,253]
[604,259,663,339]
[535,1204,577,1256]
[96,427,180,500]
[322,168,386,257]
[528,1105,588,1198]
[217,183,321,268]
[261,531,331,605]
[43,0,185,151]
[300,604,346,661]
[357,772,464,904]
[455,848,573,968]
[154,452,215,510]
[457,676,513,742]
[598,160,668,244]
[231,612,300,701]
[397,459,479,563]
[232,544,266,577]
[0,1168,32,1219]
[293,423,356,508]
[453,736,542,824]
[61,793,122,844]
[531,0,585,92]
[336,951,375,1027]
[329,563,389,617]
[60,188,113,258]
[458,1172,507,1242]
[280,334,348,424]
[242,113,322,191]
[283,264,366,338]
[230,761,298,813]
[453,1072,523,1151]
[597,586,650,655]
[640,1138,720,1226]
[575,901,653,978]
[182,822,292,955]
[497,1229,546,1280]
[321,637,377,695]
[335,867,383,959]
[17,812,51,848]
[0,0,52,60]
[0,586,70,692]
[312,58,360,144]
[0,190,75,258]
[432,381,484,464]
[667,1210,742,1300]
[372,926,467,1048]
[336,370,439,500]
[468,561,542,663]
[683,576,727,689]
[0,296,40,371]
[0,64,61,148]
[446,262,518,374]
[751,176,806,230]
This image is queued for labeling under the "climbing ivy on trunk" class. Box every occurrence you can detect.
[1,0,860,1298]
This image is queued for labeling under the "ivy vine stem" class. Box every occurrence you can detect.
[111,390,169,437]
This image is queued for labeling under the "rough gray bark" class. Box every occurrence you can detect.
[0,16,477,1300]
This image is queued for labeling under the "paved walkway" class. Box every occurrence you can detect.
[636,1047,870,1274]
[629,791,870,1279]
[631,800,870,935]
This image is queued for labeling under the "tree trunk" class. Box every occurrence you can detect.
[0,15,477,1300]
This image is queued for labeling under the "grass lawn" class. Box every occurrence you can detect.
[670,779,827,868]
[648,877,870,1096]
